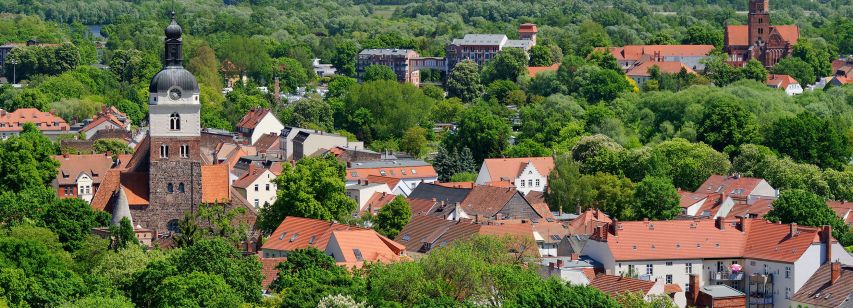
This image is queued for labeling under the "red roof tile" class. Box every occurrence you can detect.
[627,61,696,77]
[665,284,683,294]
[603,45,715,61]
[237,108,272,130]
[481,157,554,184]
[201,164,230,203]
[524,191,557,220]
[361,192,397,215]
[518,23,538,33]
[260,257,286,290]
[725,198,775,219]
[53,153,116,186]
[828,201,853,226]
[726,25,799,47]
[80,114,125,133]
[233,165,274,189]
[459,186,520,218]
[590,274,656,296]
[253,133,279,152]
[365,175,401,190]
[678,191,710,208]
[790,262,853,307]
[695,175,765,197]
[261,216,366,252]
[328,229,405,265]
[395,215,481,252]
[568,209,612,235]
[528,64,560,77]
[0,108,69,132]
[407,198,439,216]
[766,74,799,89]
[90,170,121,211]
[121,172,150,206]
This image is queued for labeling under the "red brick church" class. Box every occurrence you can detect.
[724,0,799,68]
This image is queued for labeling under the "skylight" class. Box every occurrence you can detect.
[353,249,363,261]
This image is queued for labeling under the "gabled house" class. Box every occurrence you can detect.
[435,186,546,221]
[828,200,853,227]
[475,157,554,194]
[325,229,406,268]
[236,107,284,145]
[53,153,122,203]
[365,175,411,197]
[0,108,69,139]
[407,182,471,205]
[360,192,397,216]
[233,164,281,209]
[261,216,366,258]
[790,262,853,308]
[582,217,853,308]
[78,106,132,140]
[346,160,437,190]
[679,175,777,219]
[394,215,537,255]
[766,74,803,95]
[346,180,392,212]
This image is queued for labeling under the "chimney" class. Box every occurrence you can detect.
[557,259,564,268]
[577,205,582,215]
[739,217,751,233]
[382,192,386,197]
[364,179,369,185]
[611,218,619,236]
[688,274,700,303]
[716,216,725,230]
[823,225,833,265]
[790,223,798,237]
[831,261,842,285]
[570,253,579,261]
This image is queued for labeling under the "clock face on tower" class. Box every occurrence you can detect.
[168,88,182,100]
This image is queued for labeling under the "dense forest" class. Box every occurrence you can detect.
[0,0,851,306]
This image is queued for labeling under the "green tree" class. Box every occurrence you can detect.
[771,57,816,85]
[792,39,834,81]
[683,24,723,48]
[703,55,744,87]
[41,198,102,251]
[766,112,853,170]
[332,40,359,77]
[432,145,476,182]
[282,94,334,131]
[170,239,263,303]
[627,139,732,191]
[569,65,631,103]
[742,59,769,82]
[765,189,852,245]
[153,272,242,308]
[504,139,550,158]
[615,291,678,308]
[697,99,760,152]
[444,104,510,163]
[633,176,681,220]
[274,57,309,93]
[374,196,412,239]
[109,217,138,251]
[187,44,222,92]
[362,65,397,82]
[482,47,528,83]
[431,98,464,123]
[447,60,483,103]
[400,126,429,159]
[92,139,133,155]
[449,172,478,182]
[109,49,160,84]
[528,45,554,67]
[484,79,521,104]
[61,295,135,308]
[343,81,434,142]
[0,123,60,191]
[272,248,362,308]
[545,155,584,213]
[259,156,357,234]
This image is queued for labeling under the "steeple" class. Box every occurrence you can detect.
[164,11,184,67]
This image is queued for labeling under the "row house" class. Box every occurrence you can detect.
[345,159,437,190]
[582,217,853,308]
[475,157,555,194]
[0,108,69,139]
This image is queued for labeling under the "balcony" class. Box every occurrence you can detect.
[748,294,773,305]
[749,273,773,284]
[710,271,744,281]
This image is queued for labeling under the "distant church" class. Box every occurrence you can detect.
[91,13,256,239]
[724,0,799,68]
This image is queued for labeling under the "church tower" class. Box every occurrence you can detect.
[748,0,771,46]
[146,12,203,233]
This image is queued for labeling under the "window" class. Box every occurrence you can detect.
[750,261,756,266]
[785,266,791,278]
[167,183,174,193]
[628,265,635,275]
[160,144,169,158]
[666,262,673,266]
[528,179,533,187]
[685,263,693,274]
[535,179,540,187]
[520,180,525,187]
[764,264,768,274]
[180,144,189,158]
[353,249,364,261]
[266,184,270,191]
[717,261,724,272]
[646,264,653,275]
[170,113,180,130]
[254,184,259,192]
[178,183,185,193]
[254,199,259,207]
[758,18,763,23]
[666,275,673,284]
[785,287,791,299]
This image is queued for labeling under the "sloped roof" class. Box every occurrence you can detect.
[253,133,279,152]
[261,216,366,252]
[627,61,696,77]
[80,114,125,133]
[590,275,656,297]
[233,165,273,189]
[790,262,853,307]
[481,157,554,183]
[434,182,476,189]
[201,164,230,203]
[767,74,799,89]
[407,198,439,216]
[678,191,710,208]
[259,257,286,290]
[328,230,405,265]
[237,107,272,130]
[346,163,437,181]
[726,25,799,46]
[604,45,715,61]
[458,186,520,218]
[408,183,471,205]
[725,198,775,219]
[395,215,480,252]
[695,175,765,197]
[524,191,557,220]
[528,64,560,77]
[828,201,853,226]
[121,172,150,206]
[91,170,121,211]
[365,175,401,190]
[567,209,612,235]
[0,108,69,132]
[53,154,115,186]
[361,192,397,215]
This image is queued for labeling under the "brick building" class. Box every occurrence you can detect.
[724,0,799,68]
[445,24,538,70]
[356,49,421,85]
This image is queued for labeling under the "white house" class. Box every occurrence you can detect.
[232,164,281,209]
[346,180,392,212]
[475,157,554,194]
[582,218,853,308]
[767,74,804,96]
[237,107,284,145]
[678,175,778,219]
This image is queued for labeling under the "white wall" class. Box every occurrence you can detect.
[245,170,278,209]
[84,120,122,139]
[250,113,284,145]
[615,259,705,291]
[149,103,201,137]
[751,180,777,198]
[475,163,491,185]
[76,173,94,203]
[514,163,546,194]
[346,184,392,211]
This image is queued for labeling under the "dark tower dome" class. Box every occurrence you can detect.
[149,12,199,104]
[165,12,182,39]
[149,68,200,97]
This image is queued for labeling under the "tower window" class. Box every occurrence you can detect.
[758,28,763,34]
[160,145,169,158]
[167,183,174,193]
[758,18,763,23]
[180,144,189,158]
[170,113,180,130]
[178,183,185,193]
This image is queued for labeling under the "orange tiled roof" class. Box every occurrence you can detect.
[695,175,764,197]
[53,153,116,186]
[80,114,125,133]
[828,201,853,226]
[121,172,150,206]
[678,191,710,208]
[481,157,554,184]
[664,284,683,294]
[365,175,401,190]
[395,215,481,252]
[568,209,612,235]
[90,169,121,211]
[328,229,405,265]
[590,274,656,297]
[518,23,538,33]
[528,64,560,77]
[261,216,366,252]
[627,61,696,77]
[361,192,397,215]
[346,165,437,181]
[524,191,557,220]
[726,25,799,47]
[604,45,715,61]
[260,257,286,290]
[233,164,274,189]
[459,186,520,218]
[767,74,799,89]
[237,108,271,130]
[725,198,775,219]
[0,108,69,132]
[201,164,230,203]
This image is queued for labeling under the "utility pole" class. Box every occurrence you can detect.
[8,59,17,85]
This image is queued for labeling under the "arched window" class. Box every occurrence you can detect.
[178,183,185,193]
[167,183,174,193]
[170,113,180,130]
[160,145,169,158]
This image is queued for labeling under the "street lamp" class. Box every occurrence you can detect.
[8,58,17,85]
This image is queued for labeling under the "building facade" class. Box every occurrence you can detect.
[724,0,799,68]
[356,49,421,85]
[445,24,538,70]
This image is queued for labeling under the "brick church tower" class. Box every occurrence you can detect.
[748,0,770,47]
[146,12,203,232]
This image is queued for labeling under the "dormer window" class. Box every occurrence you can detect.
[170,113,180,130]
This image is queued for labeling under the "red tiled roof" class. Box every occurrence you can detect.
[233,165,273,189]
[80,114,124,133]
[695,175,764,197]
[790,262,853,307]
[528,64,560,77]
[481,157,554,184]
[0,108,69,132]
[828,201,853,226]
[365,175,401,190]
[665,284,683,294]
[260,257,286,290]
[590,274,656,297]
[261,216,366,252]
[90,170,121,211]
[202,164,230,203]
[831,76,853,85]
[328,229,405,265]
[459,186,520,218]
[600,219,825,262]
[407,198,439,216]
[766,74,798,89]
[361,192,397,215]
[121,172,150,206]
[518,23,538,33]
[678,191,710,208]
[725,198,775,219]
[568,209,612,235]
[726,25,799,46]
[237,107,271,130]
[53,153,115,186]
[627,61,696,77]
[603,45,715,61]
[524,191,557,220]
[346,166,437,181]
[253,133,279,152]
[395,215,480,252]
